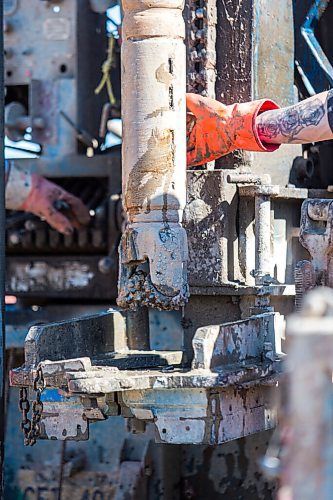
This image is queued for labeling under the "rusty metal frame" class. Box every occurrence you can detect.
[301,0,333,92]
[294,0,333,95]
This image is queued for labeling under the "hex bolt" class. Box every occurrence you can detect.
[98,256,114,274]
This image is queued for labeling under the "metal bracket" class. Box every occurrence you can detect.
[294,0,333,94]
[296,198,333,307]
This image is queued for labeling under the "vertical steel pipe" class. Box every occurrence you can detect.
[126,307,150,350]
[255,194,271,284]
[118,0,189,311]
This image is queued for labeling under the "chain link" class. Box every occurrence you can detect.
[186,0,216,170]
[19,387,31,446]
[186,0,216,97]
[18,365,45,446]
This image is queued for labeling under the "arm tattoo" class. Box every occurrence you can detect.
[327,88,333,133]
[257,98,325,143]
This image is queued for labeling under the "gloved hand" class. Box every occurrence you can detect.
[6,163,90,234]
[186,93,281,167]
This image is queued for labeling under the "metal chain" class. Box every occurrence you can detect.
[186,0,216,170]
[18,365,45,446]
[186,0,216,97]
[187,1,208,95]
[18,387,31,446]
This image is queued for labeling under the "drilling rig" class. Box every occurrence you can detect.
[5,0,333,498]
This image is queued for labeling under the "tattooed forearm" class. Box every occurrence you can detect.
[257,98,325,144]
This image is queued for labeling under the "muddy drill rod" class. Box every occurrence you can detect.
[117,0,189,313]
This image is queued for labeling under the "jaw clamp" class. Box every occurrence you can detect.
[117,222,189,311]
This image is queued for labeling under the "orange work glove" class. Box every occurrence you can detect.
[6,163,90,234]
[186,93,281,167]
[20,175,91,234]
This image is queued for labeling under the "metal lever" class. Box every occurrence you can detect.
[60,111,98,150]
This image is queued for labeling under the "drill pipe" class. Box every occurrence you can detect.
[118,0,189,310]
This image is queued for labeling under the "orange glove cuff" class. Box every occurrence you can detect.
[232,99,280,153]
[186,93,281,167]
